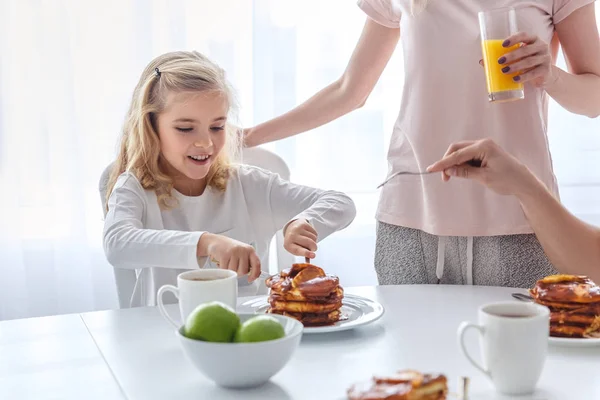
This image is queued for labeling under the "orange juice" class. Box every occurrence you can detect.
[481,40,522,94]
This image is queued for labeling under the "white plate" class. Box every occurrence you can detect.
[239,294,385,334]
[549,336,600,347]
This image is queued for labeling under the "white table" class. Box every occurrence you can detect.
[2,285,599,399]
[0,314,125,399]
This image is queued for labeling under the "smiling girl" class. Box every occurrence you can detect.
[103,51,356,307]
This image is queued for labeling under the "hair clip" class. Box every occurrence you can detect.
[155,67,161,78]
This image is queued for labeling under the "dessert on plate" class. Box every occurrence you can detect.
[529,274,600,338]
[347,370,448,400]
[265,263,344,326]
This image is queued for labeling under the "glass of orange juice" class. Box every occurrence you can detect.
[478,7,523,102]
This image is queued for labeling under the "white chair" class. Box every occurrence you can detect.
[99,147,295,308]
[99,163,138,309]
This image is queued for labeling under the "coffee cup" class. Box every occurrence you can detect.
[157,269,238,328]
[457,301,549,395]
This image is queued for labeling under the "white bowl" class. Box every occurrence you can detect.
[176,313,303,388]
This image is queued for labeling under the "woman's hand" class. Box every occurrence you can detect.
[284,219,318,259]
[199,233,262,282]
[498,32,556,88]
[426,139,536,197]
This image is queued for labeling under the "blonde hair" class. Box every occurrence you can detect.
[106,51,240,210]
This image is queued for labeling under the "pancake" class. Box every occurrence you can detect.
[550,313,600,338]
[550,311,600,326]
[347,381,414,400]
[266,263,344,326]
[347,371,448,400]
[550,324,588,338]
[530,275,600,304]
[267,308,342,326]
[268,298,343,314]
[266,264,340,298]
[530,275,600,338]
[534,299,597,311]
[269,286,344,303]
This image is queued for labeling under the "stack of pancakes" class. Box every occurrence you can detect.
[530,274,600,338]
[265,263,344,326]
[347,370,448,400]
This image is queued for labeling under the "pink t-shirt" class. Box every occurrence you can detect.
[358,0,595,236]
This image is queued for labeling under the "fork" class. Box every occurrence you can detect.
[376,171,432,189]
[377,159,483,189]
[512,293,534,302]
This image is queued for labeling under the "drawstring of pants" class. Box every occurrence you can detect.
[435,236,474,285]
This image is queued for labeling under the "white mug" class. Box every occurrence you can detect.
[457,301,550,395]
[157,269,238,328]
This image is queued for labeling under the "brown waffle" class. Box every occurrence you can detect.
[530,275,600,338]
[347,370,448,400]
[530,275,600,304]
[265,263,344,327]
[267,308,342,326]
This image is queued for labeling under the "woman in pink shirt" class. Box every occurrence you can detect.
[245,0,600,288]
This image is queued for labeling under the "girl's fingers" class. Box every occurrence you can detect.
[248,252,262,282]
[289,243,314,258]
[299,228,318,242]
[294,236,318,252]
[237,255,249,277]
[227,256,238,272]
[303,222,318,236]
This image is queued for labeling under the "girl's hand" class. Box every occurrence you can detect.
[498,32,556,88]
[284,219,318,259]
[200,233,262,282]
[426,139,536,197]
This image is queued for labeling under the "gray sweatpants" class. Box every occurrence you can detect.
[374,222,558,288]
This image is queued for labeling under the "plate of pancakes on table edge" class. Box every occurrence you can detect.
[528,274,600,347]
[240,263,384,333]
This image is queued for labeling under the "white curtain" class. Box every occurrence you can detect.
[1,0,598,320]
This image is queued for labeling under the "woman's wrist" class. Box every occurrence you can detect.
[513,167,547,205]
[543,65,563,93]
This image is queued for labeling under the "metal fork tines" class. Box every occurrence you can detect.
[377,171,431,189]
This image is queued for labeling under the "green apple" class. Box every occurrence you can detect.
[184,302,240,343]
[234,315,286,343]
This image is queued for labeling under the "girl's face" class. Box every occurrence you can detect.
[156,90,228,194]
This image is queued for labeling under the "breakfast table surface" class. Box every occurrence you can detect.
[1,285,599,400]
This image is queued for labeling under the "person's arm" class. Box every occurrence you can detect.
[548,3,600,118]
[500,3,600,118]
[427,139,600,282]
[244,18,400,147]
[268,174,356,244]
[104,174,262,280]
[240,166,356,258]
[516,173,600,283]
[103,174,204,270]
